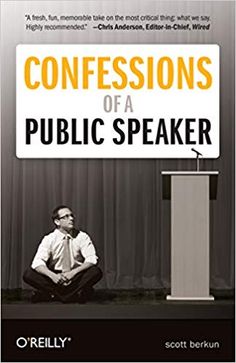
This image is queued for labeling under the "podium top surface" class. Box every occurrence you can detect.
[161,171,219,175]
[161,171,219,199]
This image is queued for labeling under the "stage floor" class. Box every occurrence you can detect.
[2,289,234,320]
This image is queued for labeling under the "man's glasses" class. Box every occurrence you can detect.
[58,213,75,220]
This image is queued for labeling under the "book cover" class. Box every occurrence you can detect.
[1,0,235,361]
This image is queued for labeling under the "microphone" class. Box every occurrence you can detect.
[191,148,202,157]
[191,148,202,171]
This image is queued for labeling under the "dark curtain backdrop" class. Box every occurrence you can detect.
[1,157,234,290]
[1,0,235,290]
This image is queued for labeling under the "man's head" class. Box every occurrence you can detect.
[52,205,75,233]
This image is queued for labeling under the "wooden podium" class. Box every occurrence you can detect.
[161,171,219,300]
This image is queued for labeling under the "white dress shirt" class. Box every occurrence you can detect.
[31,229,98,271]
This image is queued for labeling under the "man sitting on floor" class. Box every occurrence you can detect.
[23,205,102,303]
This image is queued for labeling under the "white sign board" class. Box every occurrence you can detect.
[16,44,219,158]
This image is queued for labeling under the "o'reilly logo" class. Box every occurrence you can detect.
[16,336,71,349]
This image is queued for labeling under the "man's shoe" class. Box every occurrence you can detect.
[77,287,94,304]
[85,286,94,300]
[31,290,55,303]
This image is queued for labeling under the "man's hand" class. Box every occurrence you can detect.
[49,272,68,285]
[62,270,76,283]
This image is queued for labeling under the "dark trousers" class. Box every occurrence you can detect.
[23,265,102,303]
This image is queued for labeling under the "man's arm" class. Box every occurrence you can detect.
[62,262,93,281]
[35,265,67,285]
[62,233,98,282]
[32,235,67,285]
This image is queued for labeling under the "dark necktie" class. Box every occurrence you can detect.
[62,235,71,272]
